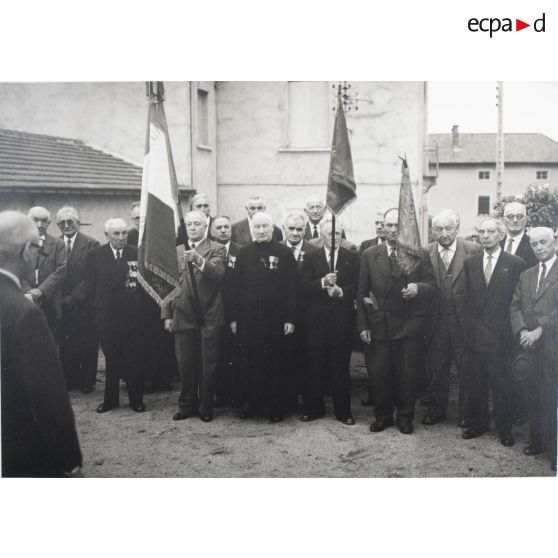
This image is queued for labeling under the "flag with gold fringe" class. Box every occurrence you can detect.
[396,157,424,274]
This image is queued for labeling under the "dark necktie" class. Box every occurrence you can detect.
[312,225,319,239]
[290,244,297,258]
[389,248,399,275]
[66,237,72,257]
[536,262,547,294]
[505,238,514,253]
[190,243,196,251]
[115,249,122,262]
[441,248,451,270]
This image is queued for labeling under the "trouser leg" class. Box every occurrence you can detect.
[99,331,121,408]
[329,321,352,419]
[427,320,452,419]
[198,326,219,415]
[394,338,420,421]
[174,329,199,413]
[370,340,394,421]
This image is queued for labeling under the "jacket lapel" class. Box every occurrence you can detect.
[429,243,440,279]
[451,240,466,286]
[534,259,558,302]
[374,244,394,294]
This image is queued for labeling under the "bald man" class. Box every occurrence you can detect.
[21,206,67,339]
[1,211,82,477]
[84,218,146,413]
[510,227,558,471]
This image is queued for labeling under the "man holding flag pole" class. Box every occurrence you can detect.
[137,82,225,423]
[357,159,437,434]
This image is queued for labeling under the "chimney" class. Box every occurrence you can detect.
[452,125,461,151]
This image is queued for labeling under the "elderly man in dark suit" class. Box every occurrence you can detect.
[21,206,67,340]
[301,218,360,425]
[281,210,319,407]
[56,206,100,394]
[231,196,283,245]
[231,212,298,422]
[501,201,537,425]
[510,227,558,471]
[462,218,525,446]
[422,209,481,426]
[1,210,82,477]
[359,211,387,254]
[357,208,437,434]
[163,211,226,423]
[210,216,242,407]
[84,218,146,414]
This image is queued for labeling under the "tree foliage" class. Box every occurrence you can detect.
[493,183,558,229]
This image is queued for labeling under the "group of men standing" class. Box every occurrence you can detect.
[1,192,556,476]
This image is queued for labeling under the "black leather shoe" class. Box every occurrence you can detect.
[399,422,414,434]
[421,414,445,426]
[500,433,515,447]
[523,444,544,456]
[131,403,146,413]
[369,418,394,432]
[269,414,283,423]
[462,428,486,440]
[81,385,94,394]
[338,416,355,425]
[173,410,193,421]
[239,407,257,420]
[96,403,116,413]
[200,413,213,422]
[361,398,374,406]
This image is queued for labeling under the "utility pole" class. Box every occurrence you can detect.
[496,81,504,201]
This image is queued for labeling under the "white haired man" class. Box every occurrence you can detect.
[21,206,67,339]
[230,212,297,422]
[422,209,480,427]
[461,218,525,446]
[510,227,558,471]
[84,218,146,413]
[1,211,82,477]
[231,196,283,245]
[56,206,100,393]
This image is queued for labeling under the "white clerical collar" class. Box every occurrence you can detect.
[0,268,21,288]
[438,239,457,254]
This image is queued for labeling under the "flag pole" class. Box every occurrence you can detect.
[329,84,343,274]
[148,81,203,326]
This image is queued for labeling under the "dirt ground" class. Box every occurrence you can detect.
[71,352,555,478]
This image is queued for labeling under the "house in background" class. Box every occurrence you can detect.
[0,81,428,244]
[428,126,558,236]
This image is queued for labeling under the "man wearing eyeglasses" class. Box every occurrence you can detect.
[1,210,82,477]
[501,201,537,268]
[21,206,67,341]
[230,196,283,246]
[56,206,100,394]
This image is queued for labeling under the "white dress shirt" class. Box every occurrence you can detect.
[288,240,303,261]
[438,239,457,266]
[537,254,557,288]
[504,232,525,256]
[483,246,502,271]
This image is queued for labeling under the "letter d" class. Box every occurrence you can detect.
[534,13,545,32]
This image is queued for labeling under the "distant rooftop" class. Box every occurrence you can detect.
[429,132,558,165]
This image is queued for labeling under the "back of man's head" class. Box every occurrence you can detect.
[0,211,39,275]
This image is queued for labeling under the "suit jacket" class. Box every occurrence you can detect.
[304,221,347,241]
[510,259,558,363]
[309,237,357,251]
[359,237,382,254]
[61,232,100,305]
[84,243,143,332]
[356,243,438,340]
[426,238,481,332]
[21,232,67,319]
[220,240,241,322]
[127,228,139,247]
[1,274,82,476]
[301,246,360,328]
[463,251,525,353]
[231,218,283,246]
[501,234,537,268]
[161,238,226,330]
[281,239,320,272]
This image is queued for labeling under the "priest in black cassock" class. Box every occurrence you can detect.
[230,212,298,422]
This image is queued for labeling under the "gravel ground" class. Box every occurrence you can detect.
[70,352,555,478]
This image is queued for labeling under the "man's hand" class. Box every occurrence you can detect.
[230,321,237,335]
[24,293,35,303]
[184,249,203,267]
[360,330,372,345]
[163,319,173,333]
[284,323,295,335]
[326,285,343,298]
[323,272,337,287]
[519,327,542,349]
[401,283,418,300]
[27,288,43,302]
